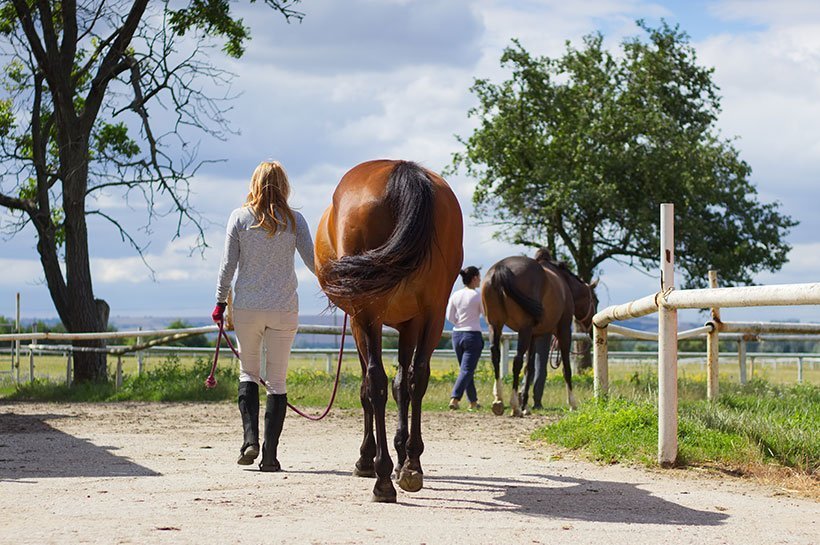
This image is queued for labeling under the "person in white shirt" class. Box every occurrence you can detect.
[445,266,484,410]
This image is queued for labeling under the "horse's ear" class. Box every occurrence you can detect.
[589,278,599,289]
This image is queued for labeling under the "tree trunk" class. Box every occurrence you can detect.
[574,246,594,371]
[59,138,108,382]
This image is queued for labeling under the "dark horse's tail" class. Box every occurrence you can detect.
[490,263,543,322]
[321,161,435,300]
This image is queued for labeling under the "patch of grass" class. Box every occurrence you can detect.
[9,356,237,402]
[534,379,819,473]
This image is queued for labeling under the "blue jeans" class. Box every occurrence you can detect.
[451,331,484,403]
[529,334,551,408]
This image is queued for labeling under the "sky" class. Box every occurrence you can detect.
[1,0,820,326]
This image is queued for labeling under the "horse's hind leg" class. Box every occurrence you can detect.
[489,323,505,416]
[558,323,577,410]
[397,315,440,493]
[353,343,375,477]
[392,321,418,478]
[509,327,531,417]
[353,318,396,502]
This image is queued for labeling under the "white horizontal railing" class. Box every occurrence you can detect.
[590,203,820,467]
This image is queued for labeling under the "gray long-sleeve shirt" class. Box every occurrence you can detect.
[215,206,315,311]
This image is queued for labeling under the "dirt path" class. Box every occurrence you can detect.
[0,402,816,545]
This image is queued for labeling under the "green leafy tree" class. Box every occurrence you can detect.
[0,1,302,382]
[450,21,796,288]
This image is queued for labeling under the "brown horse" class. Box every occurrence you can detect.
[481,250,597,415]
[315,159,463,502]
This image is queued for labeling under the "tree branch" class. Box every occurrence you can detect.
[0,192,35,214]
[83,0,150,129]
[10,0,49,69]
[87,209,157,279]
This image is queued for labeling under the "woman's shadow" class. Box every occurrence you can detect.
[0,412,159,482]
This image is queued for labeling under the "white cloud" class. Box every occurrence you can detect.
[5,0,820,324]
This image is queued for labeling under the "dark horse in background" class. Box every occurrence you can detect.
[481,249,597,415]
[315,159,463,502]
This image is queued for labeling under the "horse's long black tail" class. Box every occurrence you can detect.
[490,263,543,322]
[321,161,435,300]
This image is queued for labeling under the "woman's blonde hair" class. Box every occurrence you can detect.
[245,161,296,235]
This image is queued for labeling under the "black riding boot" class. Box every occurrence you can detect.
[259,393,287,472]
[237,381,260,465]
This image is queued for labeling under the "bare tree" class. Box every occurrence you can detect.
[0,0,302,381]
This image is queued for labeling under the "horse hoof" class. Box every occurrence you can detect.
[372,482,397,503]
[510,409,523,418]
[371,493,397,503]
[522,408,531,416]
[353,462,376,478]
[491,401,505,416]
[397,469,423,493]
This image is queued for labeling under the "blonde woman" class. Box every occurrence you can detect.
[213,161,315,472]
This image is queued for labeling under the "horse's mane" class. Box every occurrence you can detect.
[534,251,585,285]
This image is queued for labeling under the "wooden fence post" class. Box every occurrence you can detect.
[658,203,678,467]
[593,324,608,399]
[738,340,747,385]
[706,270,720,401]
[137,327,144,376]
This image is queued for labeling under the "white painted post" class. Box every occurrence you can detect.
[66,352,72,385]
[706,270,720,401]
[738,340,747,385]
[749,353,755,380]
[797,357,803,384]
[28,345,34,383]
[137,327,144,375]
[325,353,333,374]
[14,292,20,384]
[29,323,37,382]
[116,355,123,389]
[593,324,608,399]
[500,337,509,378]
[658,203,678,467]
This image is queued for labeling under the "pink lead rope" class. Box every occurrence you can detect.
[205,314,349,422]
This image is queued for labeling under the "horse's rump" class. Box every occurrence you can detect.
[320,161,435,301]
[488,262,544,322]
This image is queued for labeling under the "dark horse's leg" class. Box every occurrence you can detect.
[509,327,532,417]
[353,343,376,478]
[489,323,505,416]
[521,336,536,414]
[557,320,578,410]
[352,317,395,502]
[397,314,442,493]
[392,320,419,479]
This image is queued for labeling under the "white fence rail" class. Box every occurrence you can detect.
[591,203,820,466]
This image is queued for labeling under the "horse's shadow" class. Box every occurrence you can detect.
[0,412,159,481]
[417,473,729,525]
[292,469,727,525]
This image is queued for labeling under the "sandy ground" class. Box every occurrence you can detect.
[0,401,817,545]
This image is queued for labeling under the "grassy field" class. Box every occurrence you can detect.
[1,349,817,398]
